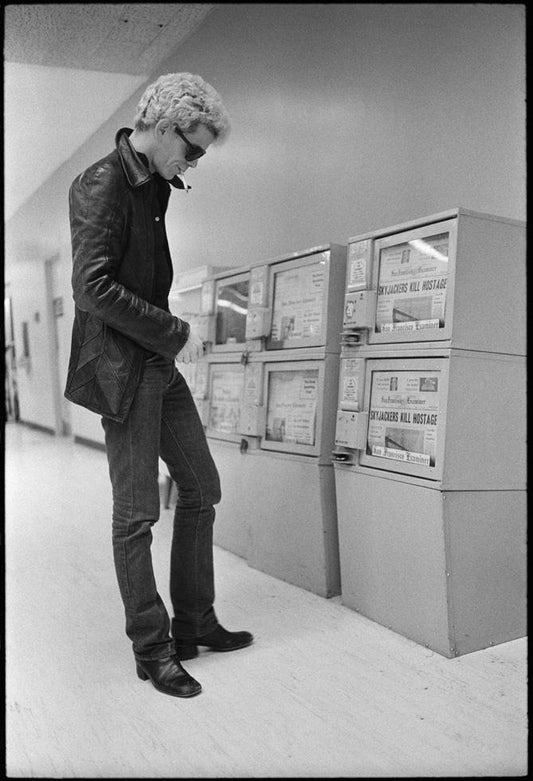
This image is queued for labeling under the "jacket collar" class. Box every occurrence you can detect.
[115,128,189,191]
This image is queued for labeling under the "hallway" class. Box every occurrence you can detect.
[5,422,527,778]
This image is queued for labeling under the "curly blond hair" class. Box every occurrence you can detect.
[134,72,231,142]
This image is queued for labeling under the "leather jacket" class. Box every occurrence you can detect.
[64,128,190,423]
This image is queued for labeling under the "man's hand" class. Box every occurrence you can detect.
[175,327,205,364]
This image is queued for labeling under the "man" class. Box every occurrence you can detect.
[65,72,253,699]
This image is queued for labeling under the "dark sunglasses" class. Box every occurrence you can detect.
[173,125,206,162]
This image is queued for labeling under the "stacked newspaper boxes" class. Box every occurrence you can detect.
[197,245,347,597]
[332,208,526,656]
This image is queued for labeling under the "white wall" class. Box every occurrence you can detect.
[5,3,525,436]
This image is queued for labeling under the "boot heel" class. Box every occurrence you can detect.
[136,664,149,681]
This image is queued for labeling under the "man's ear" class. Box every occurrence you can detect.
[155,118,171,138]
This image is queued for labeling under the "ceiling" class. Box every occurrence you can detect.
[4,3,216,221]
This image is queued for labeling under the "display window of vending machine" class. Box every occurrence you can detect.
[262,361,323,457]
[357,357,449,481]
[266,250,335,350]
[212,270,250,353]
[205,361,245,443]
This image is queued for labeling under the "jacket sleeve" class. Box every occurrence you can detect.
[69,167,190,360]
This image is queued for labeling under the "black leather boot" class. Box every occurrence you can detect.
[136,654,202,697]
[174,625,254,660]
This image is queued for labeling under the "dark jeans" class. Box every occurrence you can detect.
[101,355,221,661]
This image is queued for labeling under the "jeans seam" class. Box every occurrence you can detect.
[120,413,136,604]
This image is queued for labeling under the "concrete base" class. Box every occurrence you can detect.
[210,439,341,598]
[334,466,527,656]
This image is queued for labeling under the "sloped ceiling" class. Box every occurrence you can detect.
[4,3,216,221]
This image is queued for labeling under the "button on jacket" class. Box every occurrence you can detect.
[65,128,190,423]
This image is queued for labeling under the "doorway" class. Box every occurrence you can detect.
[4,292,20,422]
[44,256,71,436]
